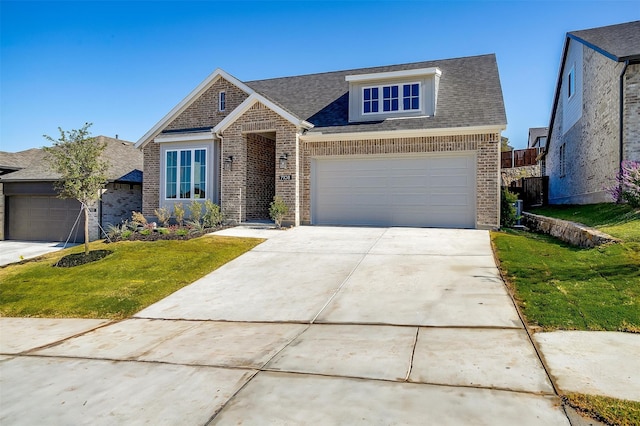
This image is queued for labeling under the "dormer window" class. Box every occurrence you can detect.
[362,83,421,115]
[347,67,440,122]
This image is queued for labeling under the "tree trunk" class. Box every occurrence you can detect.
[84,205,90,255]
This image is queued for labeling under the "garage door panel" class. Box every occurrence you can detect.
[7,196,84,242]
[313,154,476,228]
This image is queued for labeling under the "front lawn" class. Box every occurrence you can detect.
[492,204,640,426]
[0,235,263,319]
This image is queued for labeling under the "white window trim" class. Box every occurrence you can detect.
[567,65,576,100]
[219,91,226,112]
[165,147,208,200]
[361,81,422,116]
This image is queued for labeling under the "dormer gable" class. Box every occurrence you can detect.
[346,67,441,123]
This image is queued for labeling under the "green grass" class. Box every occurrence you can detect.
[493,205,640,424]
[530,203,640,242]
[0,235,263,319]
[492,230,640,331]
[565,394,640,426]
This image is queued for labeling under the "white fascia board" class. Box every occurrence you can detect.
[153,131,215,143]
[214,93,314,134]
[345,67,442,83]
[300,125,505,142]
[135,68,255,149]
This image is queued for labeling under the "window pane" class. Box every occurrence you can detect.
[392,86,398,97]
[194,149,206,198]
[412,97,419,109]
[412,84,419,96]
[383,100,390,111]
[383,86,390,98]
[403,98,410,110]
[364,88,370,101]
[372,88,378,99]
[180,151,191,199]
[372,100,378,112]
[166,151,177,199]
[392,99,398,110]
[403,85,410,97]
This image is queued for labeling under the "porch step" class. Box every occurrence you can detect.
[239,220,277,230]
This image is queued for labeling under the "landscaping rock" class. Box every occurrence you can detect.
[521,212,620,248]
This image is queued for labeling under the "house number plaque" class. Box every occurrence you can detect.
[279,175,293,181]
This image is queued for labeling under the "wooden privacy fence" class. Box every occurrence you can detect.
[508,176,549,208]
[501,148,541,168]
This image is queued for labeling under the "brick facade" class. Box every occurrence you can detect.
[101,182,142,228]
[301,134,500,229]
[142,77,249,217]
[246,133,275,220]
[140,78,502,229]
[142,141,160,216]
[623,64,640,162]
[548,45,640,204]
[220,102,298,224]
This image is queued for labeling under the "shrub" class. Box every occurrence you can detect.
[607,161,640,208]
[188,201,202,224]
[131,211,147,226]
[269,196,289,228]
[203,200,223,228]
[186,220,206,234]
[154,207,171,227]
[157,227,170,235]
[121,230,132,239]
[501,188,519,228]
[105,221,127,240]
[175,228,188,236]
[173,203,185,225]
[139,229,151,236]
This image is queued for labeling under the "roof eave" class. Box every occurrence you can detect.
[135,69,255,149]
[214,93,313,135]
[300,124,505,142]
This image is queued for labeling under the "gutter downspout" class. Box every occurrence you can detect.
[619,60,629,174]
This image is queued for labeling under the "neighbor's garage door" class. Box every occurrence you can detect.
[7,196,84,242]
[312,154,476,228]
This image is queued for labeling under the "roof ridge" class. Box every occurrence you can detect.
[245,53,496,84]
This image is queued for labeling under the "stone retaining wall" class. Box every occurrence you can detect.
[521,212,619,248]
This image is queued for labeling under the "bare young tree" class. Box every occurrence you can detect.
[43,123,108,255]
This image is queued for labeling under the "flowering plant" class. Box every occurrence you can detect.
[607,160,640,208]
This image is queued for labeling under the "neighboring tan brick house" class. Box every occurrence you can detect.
[136,54,506,229]
[0,136,142,242]
[543,21,640,204]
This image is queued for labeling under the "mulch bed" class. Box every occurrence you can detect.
[54,250,113,268]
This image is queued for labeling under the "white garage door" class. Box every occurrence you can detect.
[312,154,476,228]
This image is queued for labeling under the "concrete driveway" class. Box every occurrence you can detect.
[0,227,571,425]
[0,240,77,266]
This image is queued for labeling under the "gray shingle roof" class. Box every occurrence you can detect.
[569,20,640,62]
[0,148,43,173]
[246,54,506,134]
[0,136,142,182]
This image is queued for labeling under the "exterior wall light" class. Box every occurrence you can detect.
[224,155,234,171]
[279,153,289,169]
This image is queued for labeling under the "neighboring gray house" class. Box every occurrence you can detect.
[0,136,143,242]
[543,21,640,204]
[528,127,548,149]
[137,54,507,229]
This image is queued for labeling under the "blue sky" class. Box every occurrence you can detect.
[1,0,638,152]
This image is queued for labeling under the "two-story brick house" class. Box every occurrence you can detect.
[136,54,506,228]
[543,21,640,204]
